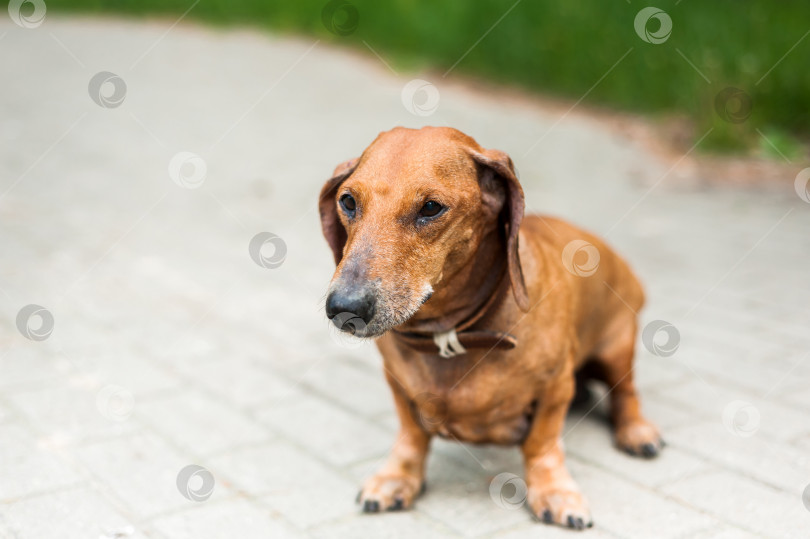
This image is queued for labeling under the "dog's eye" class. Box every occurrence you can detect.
[340,194,356,214]
[419,200,444,218]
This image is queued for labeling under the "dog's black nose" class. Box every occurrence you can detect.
[326,289,376,331]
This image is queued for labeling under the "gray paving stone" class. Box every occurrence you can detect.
[2,487,145,539]
[68,353,181,397]
[150,498,300,539]
[135,389,271,456]
[563,415,712,490]
[256,392,393,467]
[673,333,807,395]
[0,401,13,424]
[294,358,394,419]
[309,511,454,539]
[208,440,357,529]
[430,440,525,477]
[637,392,698,431]
[567,460,718,539]
[180,356,305,410]
[631,354,691,392]
[75,431,233,519]
[492,522,620,538]
[8,382,141,445]
[655,377,809,441]
[664,420,810,493]
[781,377,810,410]
[683,524,761,539]
[411,454,528,537]
[661,468,809,538]
[0,423,84,501]
[0,346,64,392]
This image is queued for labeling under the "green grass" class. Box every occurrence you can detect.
[49,0,810,154]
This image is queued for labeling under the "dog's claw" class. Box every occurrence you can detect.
[615,419,663,459]
[529,483,591,530]
[358,473,422,514]
[567,515,586,530]
[640,442,659,458]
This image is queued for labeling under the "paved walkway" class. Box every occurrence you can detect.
[1,16,809,539]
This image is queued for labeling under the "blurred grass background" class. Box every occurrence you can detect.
[50,0,809,157]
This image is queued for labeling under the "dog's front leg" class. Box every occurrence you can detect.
[358,376,430,512]
[521,367,592,530]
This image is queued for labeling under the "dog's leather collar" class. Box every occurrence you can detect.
[390,265,518,356]
[391,328,518,356]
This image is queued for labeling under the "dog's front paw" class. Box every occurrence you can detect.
[615,419,664,458]
[357,473,424,513]
[527,483,592,530]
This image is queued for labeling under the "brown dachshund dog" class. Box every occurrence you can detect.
[319,126,662,530]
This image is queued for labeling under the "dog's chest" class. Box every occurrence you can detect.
[392,351,538,445]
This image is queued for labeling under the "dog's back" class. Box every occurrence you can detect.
[520,214,645,365]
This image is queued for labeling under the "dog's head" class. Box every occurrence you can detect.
[319,126,528,337]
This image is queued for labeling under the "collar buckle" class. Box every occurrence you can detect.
[433,329,467,358]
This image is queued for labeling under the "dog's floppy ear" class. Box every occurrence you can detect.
[319,158,359,265]
[469,148,530,312]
